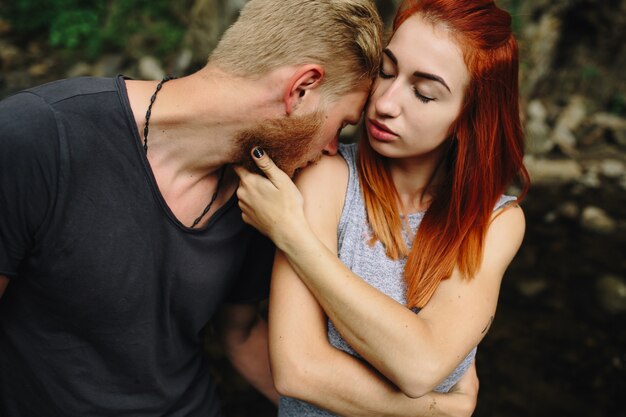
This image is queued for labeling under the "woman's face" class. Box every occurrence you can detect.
[365,14,469,162]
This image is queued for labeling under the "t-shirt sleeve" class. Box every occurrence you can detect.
[223,230,275,304]
[0,92,60,278]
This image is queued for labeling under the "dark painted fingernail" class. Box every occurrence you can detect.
[253,147,265,159]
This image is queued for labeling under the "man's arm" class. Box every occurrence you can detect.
[0,275,8,299]
[214,303,279,405]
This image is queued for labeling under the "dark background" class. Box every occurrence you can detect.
[1,0,624,415]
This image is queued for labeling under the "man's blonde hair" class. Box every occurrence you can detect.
[209,0,383,98]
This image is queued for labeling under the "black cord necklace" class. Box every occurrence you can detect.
[143,76,226,229]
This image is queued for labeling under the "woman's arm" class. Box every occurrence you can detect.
[270,250,478,417]
[236,151,525,398]
[285,205,523,398]
[264,155,478,416]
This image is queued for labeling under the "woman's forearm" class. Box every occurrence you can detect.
[278,225,443,397]
[235,153,518,397]
[269,248,477,417]
[272,334,475,417]
[278,206,523,397]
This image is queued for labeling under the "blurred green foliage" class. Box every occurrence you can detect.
[610,93,625,116]
[1,0,188,59]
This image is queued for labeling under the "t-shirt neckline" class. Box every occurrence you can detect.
[114,75,237,233]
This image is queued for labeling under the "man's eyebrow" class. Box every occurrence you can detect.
[383,48,451,93]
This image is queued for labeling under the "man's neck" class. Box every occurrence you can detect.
[126,66,279,183]
[124,65,285,227]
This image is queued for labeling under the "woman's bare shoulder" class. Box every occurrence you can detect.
[295,154,350,224]
[295,154,349,196]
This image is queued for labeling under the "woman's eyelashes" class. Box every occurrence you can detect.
[413,87,435,104]
[378,68,435,104]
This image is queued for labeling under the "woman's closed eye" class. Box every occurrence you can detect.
[379,67,435,104]
[413,87,435,104]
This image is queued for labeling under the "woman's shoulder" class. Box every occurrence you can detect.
[493,195,519,211]
[487,198,526,259]
[296,152,349,186]
[294,153,350,216]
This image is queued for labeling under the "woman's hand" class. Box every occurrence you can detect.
[233,147,310,250]
[446,361,479,417]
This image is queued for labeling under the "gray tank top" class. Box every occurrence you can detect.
[279,143,517,416]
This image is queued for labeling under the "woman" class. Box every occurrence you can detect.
[236,0,529,415]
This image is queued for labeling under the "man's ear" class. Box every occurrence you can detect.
[284,64,325,115]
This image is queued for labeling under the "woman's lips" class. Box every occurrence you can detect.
[367,119,398,142]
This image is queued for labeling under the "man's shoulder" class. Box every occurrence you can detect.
[0,89,59,150]
[25,76,119,106]
[0,76,120,124]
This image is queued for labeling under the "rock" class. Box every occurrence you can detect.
[66,62,93,78]
[590,113,626,147]
[543,210,558,223]
[580,206,617,234]
[184,0,247,65]
[579,165,601,188]
[174,49,193,75]
[521,14,560,96]
[596,275,626,314]
[517,279,548,297]
[558,96,587,131]
[138,56,165,80]
[600,159,625,179]
[525,100,554,154]
[0,41,20,70]
[526,119,554,154]
[528,99,549,121]
[524,155,583,185]
[590,113,626,131]
[551,95,586,154]
[558,201,579,220]
[92,55,123,77]
[28,62,51,77]
[552,125,578,154]
[578,125,605,147]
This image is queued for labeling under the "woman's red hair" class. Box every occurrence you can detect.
[358,0,530,308]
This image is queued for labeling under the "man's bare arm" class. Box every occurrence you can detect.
[214,303,279,405]
[0,275,9,299]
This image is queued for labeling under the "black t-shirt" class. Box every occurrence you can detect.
[0,76,274,417]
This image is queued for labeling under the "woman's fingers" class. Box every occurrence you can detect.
[250,146,290,188]
[232,147,306,244]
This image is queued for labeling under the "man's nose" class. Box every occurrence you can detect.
[323,135,339,156]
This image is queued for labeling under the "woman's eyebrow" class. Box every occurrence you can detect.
[383,48,451,93]
[413,71,451,93]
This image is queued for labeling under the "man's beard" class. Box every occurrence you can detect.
[233,111,324,177]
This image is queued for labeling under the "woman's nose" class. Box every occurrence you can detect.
[373,81,401,119]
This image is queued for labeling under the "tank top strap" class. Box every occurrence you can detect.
[337,143,362,251]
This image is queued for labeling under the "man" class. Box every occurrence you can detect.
[0,0,476,416]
